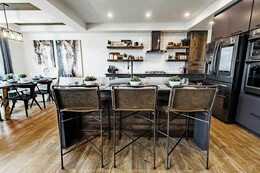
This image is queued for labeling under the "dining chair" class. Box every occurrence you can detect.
[52,85,108,169]
[32,79,53,108]
[111,85,158,169]
[8,83,42,117]
[157,85,218,169]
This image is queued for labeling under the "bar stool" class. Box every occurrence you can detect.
[157,85,218,169]
[111,85,158,169]
[52,85,108,169]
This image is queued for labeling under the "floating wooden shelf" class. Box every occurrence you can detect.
[166,46,190,49]
[107,46,144,49]
[107,59,144,62]
[166,59,188,62]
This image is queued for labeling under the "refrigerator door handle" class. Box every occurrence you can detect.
[212,41,221,74]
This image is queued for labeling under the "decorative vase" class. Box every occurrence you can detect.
[20,78,28,83]
[84,81,96,85]
[130,81,140,86]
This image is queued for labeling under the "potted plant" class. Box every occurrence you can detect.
[181,38,190,46]
[108,40,111,46]
[130,76,141,86]
[5,73,15,82]
[84,76,97,85]
[18,73,28,82]
[169,76,181,87]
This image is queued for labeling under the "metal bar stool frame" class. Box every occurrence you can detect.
[52,85,108,169]
[157,85,218,169]
[111,85,158,169]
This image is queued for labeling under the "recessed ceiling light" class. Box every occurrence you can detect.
[184,12,190,17]
[209,21,214,25]
[107,12,113,18]
[145,12,151,18]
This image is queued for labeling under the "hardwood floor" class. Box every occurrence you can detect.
[0,101,259,173]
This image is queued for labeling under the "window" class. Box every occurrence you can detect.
[0,44,5,79]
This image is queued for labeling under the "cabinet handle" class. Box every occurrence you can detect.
[250,113,260,119]
[231,30,242,35]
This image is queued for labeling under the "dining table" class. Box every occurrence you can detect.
[0,77,56,120]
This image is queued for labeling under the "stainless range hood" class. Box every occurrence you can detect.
[146,31,166,53]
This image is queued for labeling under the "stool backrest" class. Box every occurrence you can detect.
[112,85,158,111]
[12,83,36,99]
[52,85,101,111]
[168,86,218,112]
[37,80,52,93]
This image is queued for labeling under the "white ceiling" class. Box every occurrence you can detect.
[0,0,237,32]
[62,0,217,23]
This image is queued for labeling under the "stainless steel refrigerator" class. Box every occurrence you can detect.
[203,33,249,123]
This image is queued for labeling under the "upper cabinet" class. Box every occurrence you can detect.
[228,0,253,36]
[212,10,229,41]
[250,0,260,30]
[212,0,254,41]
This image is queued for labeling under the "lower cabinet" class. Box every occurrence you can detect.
[236,93,260,136]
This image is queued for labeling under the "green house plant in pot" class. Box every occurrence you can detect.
[169,75,181,87]
[130,76,141,86]
[84,76,97,85]
[18,73,28,82]
[5,73,15,82]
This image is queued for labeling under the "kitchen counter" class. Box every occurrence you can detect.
[105,73,204,81]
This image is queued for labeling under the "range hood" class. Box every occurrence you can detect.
[146,31,166,53]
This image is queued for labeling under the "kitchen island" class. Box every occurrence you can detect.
[60,82,199,148]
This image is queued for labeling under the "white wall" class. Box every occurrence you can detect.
[21,32,187,84]
[8,40,27,74]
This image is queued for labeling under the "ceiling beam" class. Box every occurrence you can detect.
[27,0,87,32]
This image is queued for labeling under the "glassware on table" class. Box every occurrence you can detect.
[145,77,151,85]
[182,78,189,85]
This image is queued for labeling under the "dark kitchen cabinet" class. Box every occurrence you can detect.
[211,10,229,41]
[228,0,253,36]
[250,0,260,30]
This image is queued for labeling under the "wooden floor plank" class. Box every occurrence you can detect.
[0,102,259,173]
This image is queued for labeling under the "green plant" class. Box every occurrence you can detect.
[168,55,173,59]
[169,76,181,82]
[5,73,14,80]
[123,53,127,57]
[181,39,190,46]
[108,40,111,45]
[130,76,141,82]
[18,73,27,78]
[84,76,97,81]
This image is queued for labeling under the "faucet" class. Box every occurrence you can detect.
[128,55,134,78]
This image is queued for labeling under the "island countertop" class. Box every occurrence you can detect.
[105,73,204,81]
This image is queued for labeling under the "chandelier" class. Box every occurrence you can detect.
[0,3,23,41]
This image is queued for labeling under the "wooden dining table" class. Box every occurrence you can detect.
[0,77,57,120]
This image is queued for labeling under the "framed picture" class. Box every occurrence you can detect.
[55,40,83,77]
[33,40,56,67]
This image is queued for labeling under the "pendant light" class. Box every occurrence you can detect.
[0,3,23,42]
